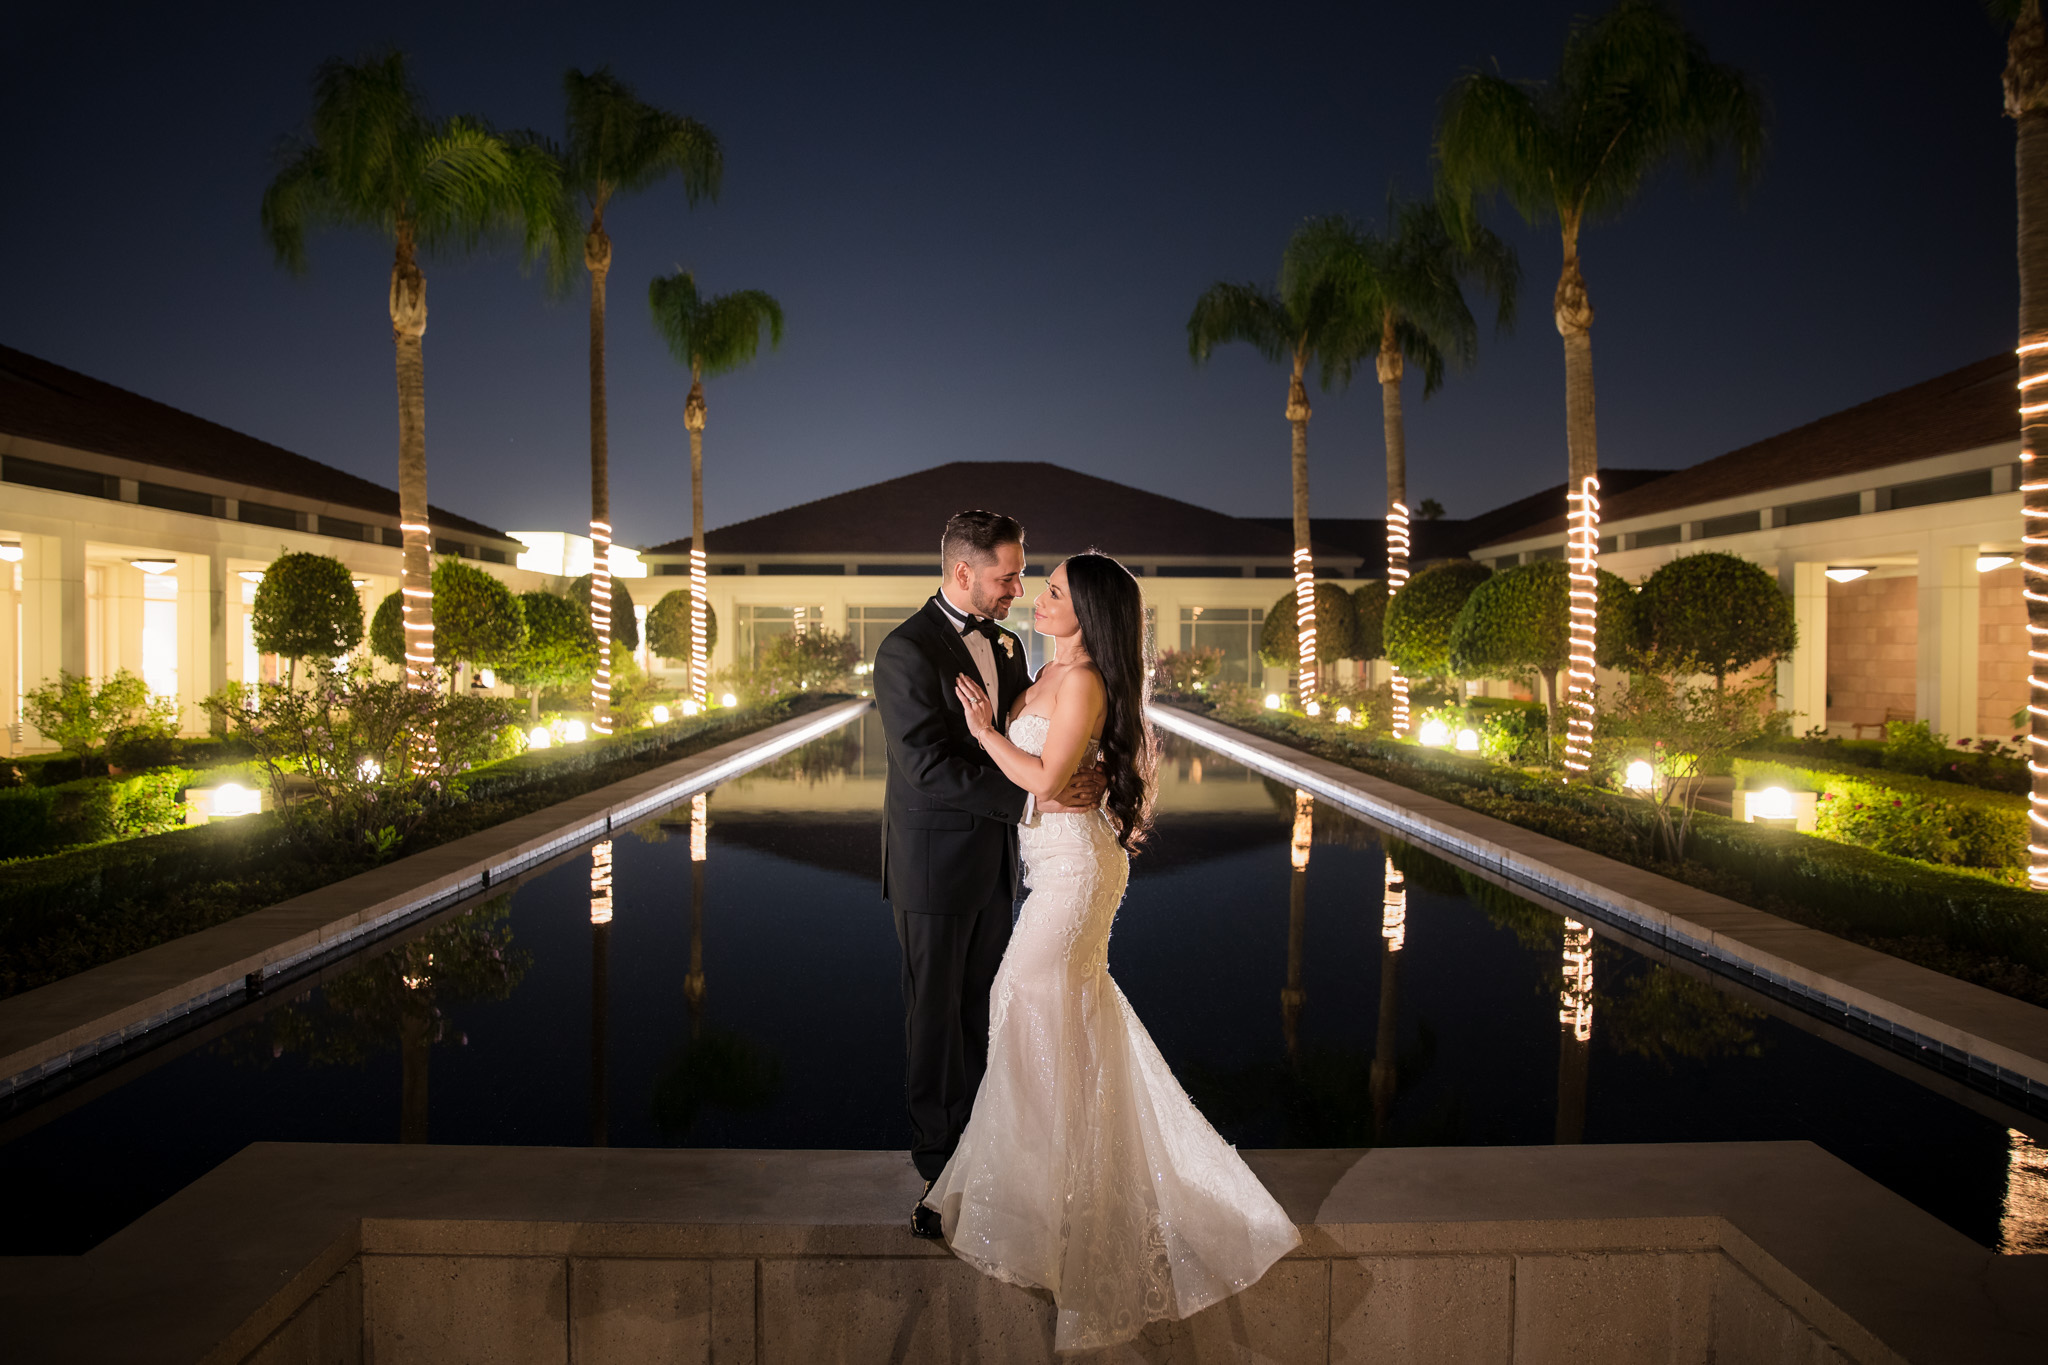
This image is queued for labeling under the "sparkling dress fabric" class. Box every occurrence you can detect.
[923,714,1300,1353]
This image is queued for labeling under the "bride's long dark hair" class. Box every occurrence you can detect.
[1062,551,1156,853]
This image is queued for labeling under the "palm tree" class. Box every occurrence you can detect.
[564,68,722,735]
[648,272,786,705]
[263,52,571,697]
[1345,198,1518,733]
[1188,220,1375,704]
[1435,0,1763,773]
[1996,2,2048,890]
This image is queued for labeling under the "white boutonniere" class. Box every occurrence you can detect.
[997,634,1016,658]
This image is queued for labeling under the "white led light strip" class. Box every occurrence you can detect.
[590,519,613,736]
[1386,501,1410,735]
[1560,917,1593,1042]
[1381,855,1406,953]
[1293,548,1317,707]
[589,839,614,925]
[1563,477,1602,773]
[2021,341,2048,889]
[690,548,709,705]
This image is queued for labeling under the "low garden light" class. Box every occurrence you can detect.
[721,692,739,709]
[1623,759,1656,793]
[651,704,671,724]
[1752,786,1792,821]
[1335,706,1353,725]
[1455,728,1479,752]
[356,757,381,782]
[563,719,589,744]
[1735,785,1817,831]
[527,726,551,750]
[681,700,702,717]
[1305,700,1322,718]
[1264,693,1282,711]
[1417,717,1451,747]
[475,668,495,688]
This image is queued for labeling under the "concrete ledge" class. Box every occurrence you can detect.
[0,700,869,1097]
[4,1142,2042,1363]
[1150,705,2048,1101]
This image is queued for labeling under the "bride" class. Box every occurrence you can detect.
[921,550,1300,1353]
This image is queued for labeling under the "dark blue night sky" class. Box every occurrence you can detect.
[0,2,2015,548]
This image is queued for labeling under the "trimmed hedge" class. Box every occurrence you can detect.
[0,769,196,861]
[1732,755,2025,874]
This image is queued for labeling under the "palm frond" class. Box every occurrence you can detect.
[1434,71,1557,225]
[1186,282,1290,364]
[648,269,704,365]
[564,67,723,210]
[649,272,782,376]
[259,145,339,273]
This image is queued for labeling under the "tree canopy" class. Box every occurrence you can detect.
[1259,584,1362,666]
[1633,552,1795,688]
[370,591,406,667]
[498,591,600,701]
[563,66,721,217]
[433,559,528,676]
[251,552,364,673]
[649,272,785,377]
[570,573,639,651]
[1350,581,1389,662]
[1447,559,1637,711]
[1384,560,1493,679]
[647,587,718,659]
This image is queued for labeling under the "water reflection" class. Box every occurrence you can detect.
[1282,790,1312,1061]
[1556,919,1593,1145]
[590,840,613,1146]
[2004,1128,2048,1253]
[1372,857,1405,1133]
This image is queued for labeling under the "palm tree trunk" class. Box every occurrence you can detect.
[1377,320,1410,735]
[1372,854,1404,1136]
[390,223,434,712]
[586,218,615,736]
[2008,1,2048,892]
[1286,353,1316,705]
[686,367,709,706]
[1555,217,1600,777]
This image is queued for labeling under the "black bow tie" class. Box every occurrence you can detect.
[963,616,1002,643]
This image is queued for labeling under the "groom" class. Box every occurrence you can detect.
[874,509,1103,1239]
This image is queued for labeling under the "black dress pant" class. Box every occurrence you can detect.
[895,884,1014,1181]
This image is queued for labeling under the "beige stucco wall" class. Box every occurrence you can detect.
[1827,574,1917,733]
[1980,561,2027,739]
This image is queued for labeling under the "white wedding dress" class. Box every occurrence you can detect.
[922,713,1300,1353]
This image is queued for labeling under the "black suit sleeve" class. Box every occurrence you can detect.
[875,631,1029,823]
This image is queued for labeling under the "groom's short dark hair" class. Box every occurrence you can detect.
[941,509,1024,570]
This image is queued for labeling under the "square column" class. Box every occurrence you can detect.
[1916,543,1981,739]
[1777,561,1828,735]
[19,532,85,746]
[177,551,223,735]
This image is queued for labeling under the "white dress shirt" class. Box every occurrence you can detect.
[938,587,1034,821]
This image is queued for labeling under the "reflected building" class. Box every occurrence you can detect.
[1555,918,1594,1145]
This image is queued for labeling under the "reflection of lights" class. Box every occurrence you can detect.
[1563,476,1601,773]
[1381,855,1406,953]
[1290,789,1313,870]
[1623,760,1656,793]
[1560,918,1594,1042]
[590,839,614,924]
[590,519,614,736]
[1417,717,1451,747]
[681,700,701,717]
[1455,728,1479,752]
[402,972,428,991]
[357,757,381,782]
[563,720,588,744]
[1979,554,2017,573]
[1824,567,1869,583]
[1189,757,1203,784]
[528,726,551,750]
[651,704,670,724]
[2002,1127,2048,1253]
[720,692,738,709]
[1748,786,1793,821]
[690,792,708,863]
[1264,693,1282,711]
[1305,700,1321,718]
[1335,706,1352,725]
[853,662,870,676]
[129,558,176,575]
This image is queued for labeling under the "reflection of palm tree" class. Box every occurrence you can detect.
[686,794,707,1033]
[400,1004,431,1143]
[1281,791,1312,1060]
[1371,856,1406,1131]
[590,840,615,1147]
[1555,919,1594,1144]
[649,1029,782,1140]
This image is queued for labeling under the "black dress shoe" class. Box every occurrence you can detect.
[910,1180,945,1241]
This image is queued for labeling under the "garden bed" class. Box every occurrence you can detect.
[1169,699,2048,1008]
[0,696,841,1000]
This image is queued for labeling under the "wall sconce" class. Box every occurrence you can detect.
[0,542,21,563]
[129,558,176,575]
[1823,567,1870,584]
[237,570,266,584]
[1977,554,2016,573]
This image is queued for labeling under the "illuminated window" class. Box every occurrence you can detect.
[1178,606,1265,686]
[736,604,825,666]
[141,572,178,702]
[847,606,917,664]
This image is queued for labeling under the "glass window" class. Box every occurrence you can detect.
[141,573,178,702]
[847,605,918,664]
[736,604,826,666]
[1178,606,1265,686]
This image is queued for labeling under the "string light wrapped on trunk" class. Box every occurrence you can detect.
[2020,340,2048,888]
[590,519,613,735]
[1386,501,1411,735]
[1562,477,1602,773]
[689,547,709,705]
[1560,918,1594,1042]
[1293,549,1317,707]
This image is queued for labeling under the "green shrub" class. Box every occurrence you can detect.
[500,590,600,717]
[433,559,527,682]
[646,587,719,660]
[370,591,405,666]
[570,573,639,651]
[0,768,195,860]
[1474,700,1549,765]
[1634,552,1796,688]
[1732,755,2025,873]
[1259,583,1362,665]
[22,669,178,773]
[1384,561,1492,680]
[1447,560,1637,712]
[251,551,365,678]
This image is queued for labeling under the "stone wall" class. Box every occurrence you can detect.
[1828,574,1917,733]
[1980,561,2027,739]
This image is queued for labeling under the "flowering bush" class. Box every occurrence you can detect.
[1152,647,1225,698]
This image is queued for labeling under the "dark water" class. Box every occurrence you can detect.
[4,710,2045,1255]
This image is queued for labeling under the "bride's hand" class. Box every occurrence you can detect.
[954,674,994,739]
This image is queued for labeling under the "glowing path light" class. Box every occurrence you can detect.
[1293,548,1317,708]
[590,519,614,736]
[1381,855,1406,953]
[1387,501,1411,735]
[1563,477,1602,774]
[2022,340,2048,890]
[690,547,709,706]
[1560,917,1594,1042]
[590,839,614,925]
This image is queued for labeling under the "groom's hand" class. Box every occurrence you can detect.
[1041,761,1106,813]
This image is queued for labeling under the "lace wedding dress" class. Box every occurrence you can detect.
[921,713,1300,1353]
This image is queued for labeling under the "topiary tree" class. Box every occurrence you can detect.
[370,591,406,668]
[1634,552,1796,691]
[646,587,718,662]
[251,552,365,684]
[570,573,639,652]
[1448,559,1638,726]
[433,559,527,692]
[1351,580,1388,662]
[1384,560,1492,681]
[1259,583,1361,668]
[499,590,601,719]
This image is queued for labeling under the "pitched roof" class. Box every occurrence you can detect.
[1476,353,2017,549]
[646,460,1361,564]
[0,344,509,541]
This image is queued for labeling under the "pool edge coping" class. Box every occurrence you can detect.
[0,698,871,1097]
[1149,704,2048,1098]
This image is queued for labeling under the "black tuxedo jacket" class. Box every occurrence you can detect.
[875,596,1033,916]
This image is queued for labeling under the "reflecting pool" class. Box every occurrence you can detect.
[4,711,2046,1255]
